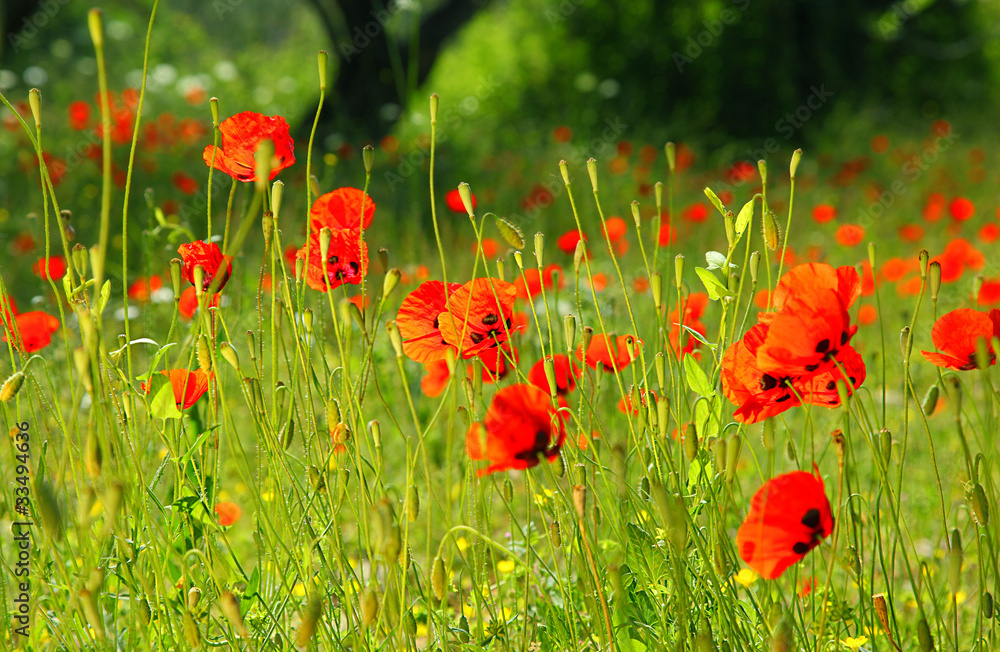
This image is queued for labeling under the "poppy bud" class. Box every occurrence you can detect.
[762,210,780,251]
[319,227,332,267]
[789,148,802,180]
[269,180,284,220]
[77,486,95,529]
[696,618,717,652]
[331,422,350,448]
[749,251,761,284]
[550,520,562,548]
[879,428,892,466]
[431,556,447,601]
[308,465,326,492]
[557,159,571,187]
[262,211,275,249]
[457,182,475,217]
[968,482,990,526]
[917,249,929,278]
[88,8,104,48]
[513,250,524,271]
[831,428,846,469]
[26,88,44,131]
[872,593,895,641]
[136,598,152,626]
[922,383,939,415]
[493,257,505,282]
[296,593,322,646]
[35,478,63,541]
[295,256,304,282]
[572,484,587,520]
[754,159,766,185]
[984,591,994,619]
[80,588,104,638]
[429,93,438,123]
[220,342,240,373]
[102,482,123,537]
[586,158,599,193]
[725,435,742,485]
[301,308,314,335]
[361,586,379,627]
[761,417,775,452]
[928,261,942,302]
[406,485,420,522]
[674,255,685,288]
[363,144,374,175]
[573,238,585,274]
[657,396,670,438]
[386,320,403,358]
[713,437,726,474]
[369,419,382,449]
[563,313,576,350]
[648,271,662,311]
[533,232,545,267]
[684,423,699,462]
[947,528,963,594]
[660,142,675,173]
[85,432,102,479]
[187,587,202,612]
[1,371,24,403]
[283,416,296,450]
[197,335,212,373]
[770,615,792,652]
[917,618,934,651]
[220,591,247,637]
[70,243,88,280]
[899,326,912,359]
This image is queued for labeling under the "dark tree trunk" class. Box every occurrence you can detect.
[298,0,492,146]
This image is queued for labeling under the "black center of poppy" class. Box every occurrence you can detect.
[470,332,485,344]
[815,339,830,354]
[514,430,550,462]
[792,541,811,555]
[801,508,821,529]
[482,313,499,326]
[432,316,439,329]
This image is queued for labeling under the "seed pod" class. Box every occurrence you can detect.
[295,592,323,647]
[431,556,447,602]
[283,416,296,450]
[262,211,273,247]
[762,210,780,251]
[1,371,25,402]
[984,591,994,619]
[563,313,576,351]
[725,435,742,484]
[586,158,599,193]
[183,608,201,647]
[458,182,475,216]
[550,521,562,548]
[968,483,990,526]
[83,433,102,479]
[929,261,941,301]
[361,586,379,627]
[947,529,963,594]
[502,477,514,503]
[573,484,587,520]
[198,334,212,372]
[219,342,240,372]
[650,272,662,311]
[383,268,401,297]
[872,593,892,640]
[674,255,685,287]
[684,423,699,462]
[308,465,326,492]
[917,618,935,651]
[879,428,892,466]
[386,320,403,357]
[406,485,420,523]
[922,384,939,415]
[136,598,152,626]
[665,142,676,172]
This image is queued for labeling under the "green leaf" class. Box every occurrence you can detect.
[703,187,725,216]
[489,213,525,250]
[705,251,727,270]
[95,280,112,315]
[695,267,734,301]
[735,197,755,239]
[150,380,182,421]
[684,356,713,397]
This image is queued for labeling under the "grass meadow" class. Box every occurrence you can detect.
[3,6,1000,652]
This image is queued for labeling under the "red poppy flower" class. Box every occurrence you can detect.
[835,224,865,247]
[437,278,519,359]
[172,171,198,195]
[465,384,566,475]
[297,230,368,293]
[527,354,580,397]
[668,292,708,356]
[478,238,500,259]
[979,224,1000,243]
[552,126,572,143]
[932,238,984,283]
[522,184,555,212]
[3,311,60,352]
[178,241,233,292]
[811,204,837,224]
[178,286,220,321]
[603,217,628,243]
[128,275,164,303]
[68,100,91,130]
[142,369,211,409]
[726,161,756,184]
[880,258,912,283]
[309,188,376,232]
[736,468,834,579]
[514,264,564,299]
[682,203,709,223]
[721,324,866,424]
[472,345,518,384]
[978,280,1000,306]
[421,359,451,397]
[950,197,975,221]
[33,255,67,281]
[215,501,242,526]
[445,188,474,214]
[870,134,889,154]
[397,280,462,363]
[899,224,924,242]
[202,111,295,182]
[557,230,586,255]
[576,334,641,372]
[658,220,677,245]
[921,308,1000,370]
